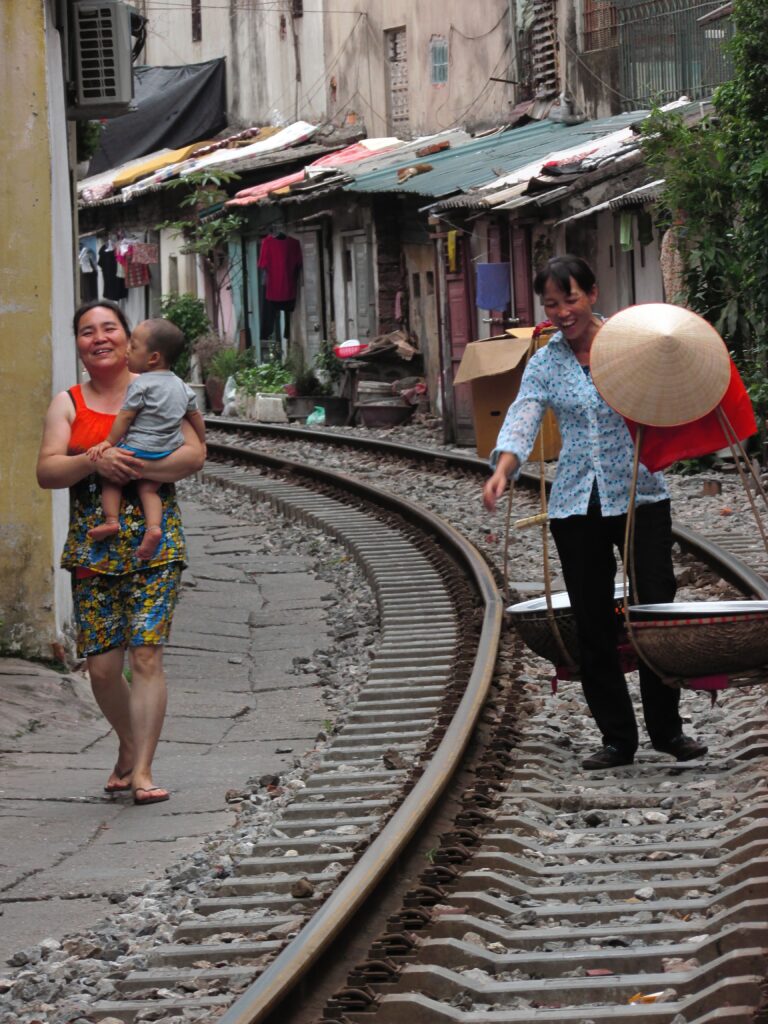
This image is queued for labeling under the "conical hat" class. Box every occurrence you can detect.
[590,304,731,427]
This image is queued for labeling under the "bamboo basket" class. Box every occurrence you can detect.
[507,584,626,667]
[627,601,768,677]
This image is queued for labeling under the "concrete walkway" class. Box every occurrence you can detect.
[0,499,332,964]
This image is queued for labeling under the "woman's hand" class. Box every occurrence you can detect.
[95,445,144,484]
[87,440,112,462]
[482,453,519,513]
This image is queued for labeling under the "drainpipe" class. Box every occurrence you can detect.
[508,0,517,101]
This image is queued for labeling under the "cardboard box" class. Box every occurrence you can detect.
[454,328,562,460]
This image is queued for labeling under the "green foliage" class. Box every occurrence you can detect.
[159,294,211,380]
[314,338,343,390]
[208,346,251,382]
[640,0,768,374]
[160,170,246,262]
[76,120,103,163]
[234,362,293,396]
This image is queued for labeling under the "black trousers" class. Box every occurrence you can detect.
[549,500,682,754]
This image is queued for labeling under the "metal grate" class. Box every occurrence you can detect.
[76,6,119,99]
[583,0,619,51]
[584,0,735,109]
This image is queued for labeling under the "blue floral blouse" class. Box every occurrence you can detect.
[490,330,668,519]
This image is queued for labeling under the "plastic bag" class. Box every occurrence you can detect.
[306,405,326,426]
[222,375,239,417]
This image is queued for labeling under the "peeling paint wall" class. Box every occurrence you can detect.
[0,1,75,656]
[140,1,515,137]
[141,0,329,128]
[323,3,515,137]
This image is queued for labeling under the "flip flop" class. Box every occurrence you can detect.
[104,764,133,794]
[133,786,170,806]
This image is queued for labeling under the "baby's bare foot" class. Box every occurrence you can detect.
[89,521,120,541]
[136,526,163,560]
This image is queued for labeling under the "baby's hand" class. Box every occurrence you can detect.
[88,441,112,462]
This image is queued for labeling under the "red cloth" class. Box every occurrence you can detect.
[258,235,303,302]
[625,360,757,472]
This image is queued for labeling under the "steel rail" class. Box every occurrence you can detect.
[208,420,768,600]
[205,441,504,1024]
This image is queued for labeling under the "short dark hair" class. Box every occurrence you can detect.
[73,300,131,337]
[533,254,596,296]
[141,318,186,367]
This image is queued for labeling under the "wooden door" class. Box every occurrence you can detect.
[445,235,475,444]
[297,228,324,362]
[342,232,374,340]
[510,224,534,325]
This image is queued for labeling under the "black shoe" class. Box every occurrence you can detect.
[581,745,635,770]
[654,734,708,761]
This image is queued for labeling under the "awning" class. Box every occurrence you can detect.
[111,141,216,189]
[227,137,403,208]
[554,179,665,226]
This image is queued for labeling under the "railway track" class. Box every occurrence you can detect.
[78,424,768,1022]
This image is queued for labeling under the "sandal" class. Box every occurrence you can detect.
[104,764,133,794]
[133,786,170,806]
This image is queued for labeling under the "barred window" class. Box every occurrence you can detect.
[430,36,449,86]
[583,0,617,51]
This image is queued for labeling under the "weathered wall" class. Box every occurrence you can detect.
[140,0,329,128]
[0,1,75,655]
[140,1,515,137]
[323,2,515,137]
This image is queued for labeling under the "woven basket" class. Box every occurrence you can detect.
[507,587,625,667]
[629,609,768,677]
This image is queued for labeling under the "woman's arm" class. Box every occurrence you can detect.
[140,418,206,484]
[482,452,520,512]
[37,392,144,489]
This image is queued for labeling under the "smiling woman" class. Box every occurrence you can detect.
[36,300,206,806]
[482,255,708,771]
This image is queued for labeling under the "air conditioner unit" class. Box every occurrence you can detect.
[71,0,133,115]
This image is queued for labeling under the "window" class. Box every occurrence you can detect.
[412,272,421,298]
[385,27,410,135]
[291,0,303,15]
[191,0,201,42]
[583,0,617,51]
[426,271,434,296]
[430,35,448,86]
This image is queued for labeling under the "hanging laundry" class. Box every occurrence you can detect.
[258,234,303,302]
[98,244,128,300]
[446,230,457,272]
[619,212,634,252]
[125,259,151,288]
[475,262,511,311]
[130,242,159,265]
[78,247,97,274]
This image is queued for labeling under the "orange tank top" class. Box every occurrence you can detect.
[67,384,117,453]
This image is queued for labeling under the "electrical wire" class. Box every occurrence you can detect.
[449,10,508,41]
[561,36,637,104]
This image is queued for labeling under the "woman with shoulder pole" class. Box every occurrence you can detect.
[37,300,206,804]
[483,255,707,770]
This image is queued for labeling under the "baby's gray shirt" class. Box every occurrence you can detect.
[122,371,198,453]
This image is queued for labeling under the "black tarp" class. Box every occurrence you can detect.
[88,58,227,175]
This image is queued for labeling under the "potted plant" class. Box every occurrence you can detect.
[193,334,246,414]
[233,361,292,421]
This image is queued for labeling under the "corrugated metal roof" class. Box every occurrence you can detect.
[344,111,650,199]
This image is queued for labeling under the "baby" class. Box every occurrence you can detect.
[87,318,206,560]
